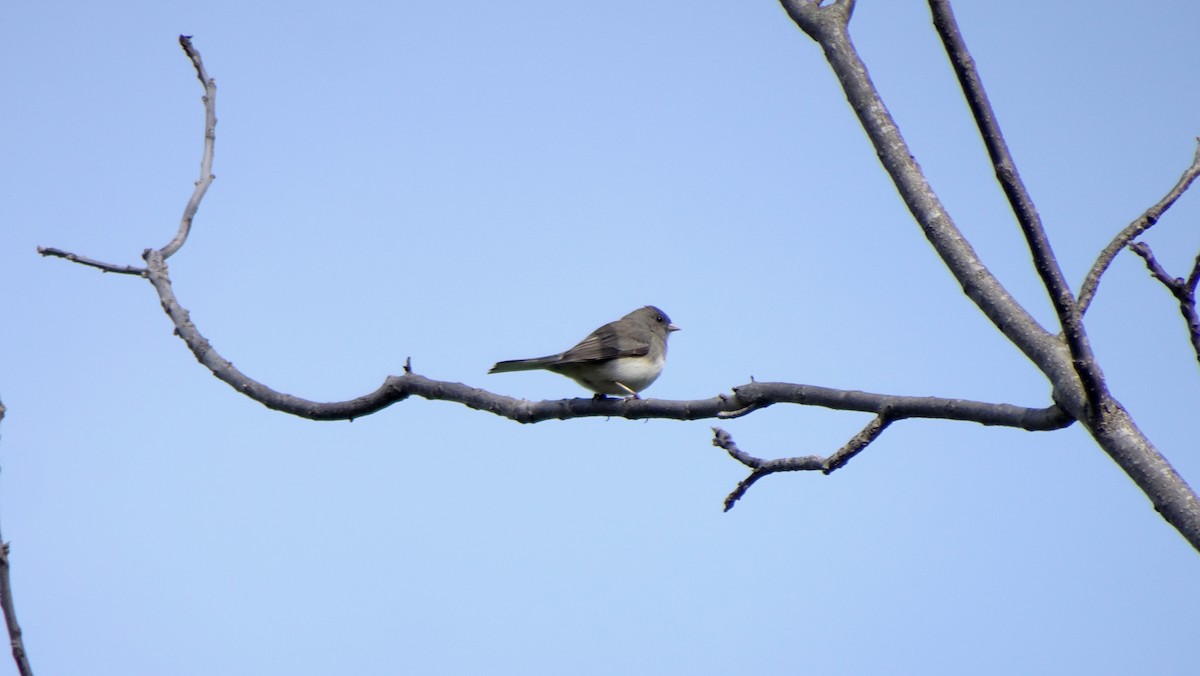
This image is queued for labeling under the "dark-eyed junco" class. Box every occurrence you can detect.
[488,306,680,398]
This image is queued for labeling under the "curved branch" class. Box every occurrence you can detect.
[1078,139,1200,315]
[136,257,1085,428]
[36,35,216,274]
[716,414,892,511]
[928,0,1105,414]
[161,35,216,259]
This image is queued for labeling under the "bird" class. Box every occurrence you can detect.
[488,306,680,398]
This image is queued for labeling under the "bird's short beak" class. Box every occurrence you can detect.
[668,323,680,332]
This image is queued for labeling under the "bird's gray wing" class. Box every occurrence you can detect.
[557,321,650,364]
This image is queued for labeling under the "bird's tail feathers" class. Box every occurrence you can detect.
[488,355,561,374]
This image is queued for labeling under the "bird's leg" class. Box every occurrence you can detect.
[614,382,640,399]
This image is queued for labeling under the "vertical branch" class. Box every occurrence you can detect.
[1186,253,1200,363]
[927,0,1105,414]
[159,36,217,259]
[0,402,34,676]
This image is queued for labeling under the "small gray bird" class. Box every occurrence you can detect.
[488,306,680,398]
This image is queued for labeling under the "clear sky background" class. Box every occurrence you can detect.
[3,2,1199,674]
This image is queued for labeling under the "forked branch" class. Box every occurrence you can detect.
[30,32,1089,525]
[777,1,1200,550]
[1129,242,1200,365]
[777,0,1072,406]
[928,0,1104,414]
[1079,141,1200,315]
[40,35,1072,431]
[716,414,892,511]
[38,27,1199,546]
[36,34,217,274]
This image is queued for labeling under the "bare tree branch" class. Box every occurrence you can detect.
[1132,243,1187,289]
[777,0,1076,410]
[34,247,145,276]
[716,414,892,511]
[161,35,217,259]
[0,402,35,676]
[1079,140,1200,315]
[1188,252,1200,294]
[1129,242,1200,365]
[36,35,215,275]
[66,246,1083,429]
[776,1,1200,550]
[928,0,1105,415]
[37,24,1200,550]
[40,35,1073,435]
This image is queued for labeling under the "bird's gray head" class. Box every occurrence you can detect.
[629,306,680,336]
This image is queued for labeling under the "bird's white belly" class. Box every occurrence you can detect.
[570,354,665,395]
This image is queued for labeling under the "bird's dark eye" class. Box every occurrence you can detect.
[656,316,664,323]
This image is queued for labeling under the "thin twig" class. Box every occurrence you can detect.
[1187,251,1200,294]
[35,35,217,272]
[1129,242,1200,366]
[1188,254,1200,364]
[160,36,217,259]
[1130,242,1180,289]
[0,401,34,676]
[1079,140,1200,315]
[716,414,893,511]
[928,0,1104,415]
[34,247,146,276]
[823,412,892,472]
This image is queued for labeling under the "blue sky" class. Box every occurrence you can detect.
[3,1,1199,674]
